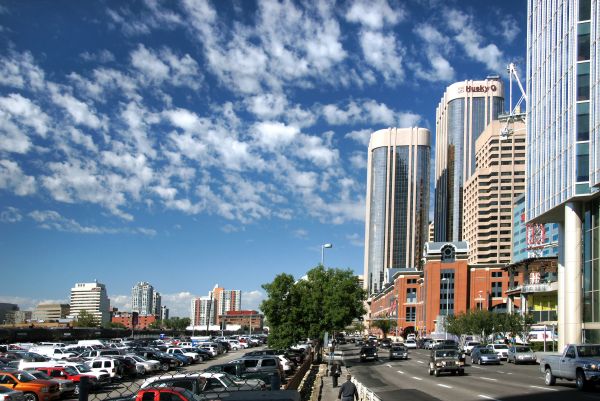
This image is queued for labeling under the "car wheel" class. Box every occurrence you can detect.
[23,393,38,401]
[576,370,589,391]
[434,369,440,377]
[160,363,169,371]
[478,359,482,365]
[544,368,556,386]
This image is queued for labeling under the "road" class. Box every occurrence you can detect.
[341,344,600,401]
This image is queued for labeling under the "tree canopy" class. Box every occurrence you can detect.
[260,265,366,349]
[73,310,99,327]
[446,310,534,343]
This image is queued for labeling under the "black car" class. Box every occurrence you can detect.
[359,346,378,362]
[389,344,408,360]
[134,349,181,371]
[379,339,392,349]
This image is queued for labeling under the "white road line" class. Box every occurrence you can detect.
[396,370,405,374]
[386,364,392,368]
[412,376,423,381]
[470,365,483,369]
[478,395,501,401]
[416,360,424,364]
[529,385,558,392]
[437,384,452,389]
[480,377,498,382]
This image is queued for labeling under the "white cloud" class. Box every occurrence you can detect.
[323,100,421,127]
[349,151,367,169]
[28,209,156,235]
[293,229,308,239]
[412,24,455,82]
[444,9,504,73]
[500,16,520,43]
[131,45,202,90]
[345,129,372,146]
[109,295,131,312]
[252,121,299,151]
[160,291,196,318]
[50,89,104,130]
[80,49,115,63]
[107,1,183,36]
[359,30,405,83]
[346,233,363,247]
[0,160,36,195]
[0,207,22,223]
[0,296,69,312]
[242,290,266,311]
[345,0,406,29]
[0,51,46,91]
[0,93,50,136]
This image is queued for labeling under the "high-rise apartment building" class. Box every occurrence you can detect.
[212,285,241,325]
[131,282,162,317]
[434,78,504,242]
[190,296,216,327]
[69,281,110,325]
[526,0,598,347]
[363,127,431,295]
[463,118,527,264]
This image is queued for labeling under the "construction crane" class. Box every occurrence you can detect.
[500,63,527,140]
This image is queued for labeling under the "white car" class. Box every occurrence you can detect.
[487,343,509,360]
[404,339,417,349]
[462,341,481,355]
[276,355,294,375]
[125,354,160,373]
[226,340,242,350]
[85,358,120,379]
[166,348,201,363]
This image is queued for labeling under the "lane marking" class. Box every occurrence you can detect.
[480,377,498,382]
[412,376,423,381]
[529,385,558,392]
[396,370,405,374]
[479,395,501,401]
[417,360,424,364]
[437,384,452,389]
[386,364,392,368]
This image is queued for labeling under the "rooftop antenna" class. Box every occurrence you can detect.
[500,63,527,140]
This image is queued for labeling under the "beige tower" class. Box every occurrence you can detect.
[463,118,526,264]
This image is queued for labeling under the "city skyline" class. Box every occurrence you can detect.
[0,1,526,317]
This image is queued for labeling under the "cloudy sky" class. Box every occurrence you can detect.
[0,0,525,317]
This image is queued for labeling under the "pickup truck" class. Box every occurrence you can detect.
[540,343,600,390]
[133,386,300,401]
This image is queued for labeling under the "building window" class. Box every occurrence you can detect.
[578,24,591,61]
[492,271,503,278]
[577,148,590,182]
[406,288,417,303]
[578,63,590,101]
[578,105,590,141]
[579,0,591,21]
[491,282,503,298]
[405,307,416,322]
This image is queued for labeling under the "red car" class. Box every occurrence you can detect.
[34,367,98,393]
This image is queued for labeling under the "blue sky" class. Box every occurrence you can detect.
[0,0,526,317]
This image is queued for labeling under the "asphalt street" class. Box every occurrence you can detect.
[341,344,600,401]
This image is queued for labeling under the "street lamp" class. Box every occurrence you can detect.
[476,290,484,310]
[321,243,333,266]
[441,277,450,340]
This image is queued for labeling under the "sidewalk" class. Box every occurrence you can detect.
[319,360,350,401]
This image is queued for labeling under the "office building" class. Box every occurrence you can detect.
[0,303,18,324]
[512,194,559,263]
[161,305,169,321]
[526,0,598,347]
[131,281,161,316]
[363,127,431,295]
[463,118,526,264]
[33,304,70,322]
[69,281,110,325]
[434,78,504,242]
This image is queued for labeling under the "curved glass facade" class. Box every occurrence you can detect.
[367,147,388,294]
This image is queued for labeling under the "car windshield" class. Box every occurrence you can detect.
[577,345,600,357]
[515,347,532,353]
[76,364,92,373]
[391,346,405,351]
[64,367,78,375]
[14,371,36,382]
[480,349,495,355]
[30,371,51,380]
[218,375,237,387]
[435,350,457,358]
[493,344,508,349]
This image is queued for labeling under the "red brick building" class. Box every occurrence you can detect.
[111,312,157,329]
[221,310,263,331]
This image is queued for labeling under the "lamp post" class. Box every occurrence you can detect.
[321,243,333,266]
[476,291,484,310]
[441,278,450,340]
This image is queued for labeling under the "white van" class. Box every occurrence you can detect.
[29,346,77,360]
[77,340,106,347]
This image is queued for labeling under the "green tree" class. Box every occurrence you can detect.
[73,310,99,327]
[371,318,396,339]
[261,266,366,349]
[163,317,190,330]
[107,322,127,329]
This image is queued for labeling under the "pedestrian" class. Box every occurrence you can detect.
[338,374,359,401]
[331,362,341,387]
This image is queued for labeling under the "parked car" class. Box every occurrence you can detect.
[486,343,509,360]
[125,354,160,373]
[427,349,464,376]
[84,358,121,380]
[0,370,61,401]
[26,370,76,398]
[52,362,110,384]
[507,345,537,365]
[133,350,181,371]
[389,345,408,360]
[166,348,201,364]
[204,363,271,387]
[470,348,501,365]
[133,386,202,401]
[462,341,481,355]
[230,357,283,381]
[0,386,24,401]
[359,346,378,362]
[540,343,600,390]
[141,372,259,394]
[34,366,100,393]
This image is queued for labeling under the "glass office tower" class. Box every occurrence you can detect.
[526,0,598,347]
[434,78,504,242]
[364,127,430,295]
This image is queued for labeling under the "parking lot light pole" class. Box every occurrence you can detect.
[321,243,333,266]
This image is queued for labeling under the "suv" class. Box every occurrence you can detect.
[231,356,283,381]
[205,362,271,386]
[85,358,121,380]
[428,349,465,377]
[0,370,61,401]
[359,346,378,362]
[486,343,509,360]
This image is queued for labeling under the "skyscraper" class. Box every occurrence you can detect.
[462,118,526,265]
[526,0,598,346]
[190,296,216,327]
[434,78,504,242]
[131,281,161,316]
[363,127,430,295]
[69,281,110,325]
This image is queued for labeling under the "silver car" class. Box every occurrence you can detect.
[471,347,501,365]
[507,346,537,364]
